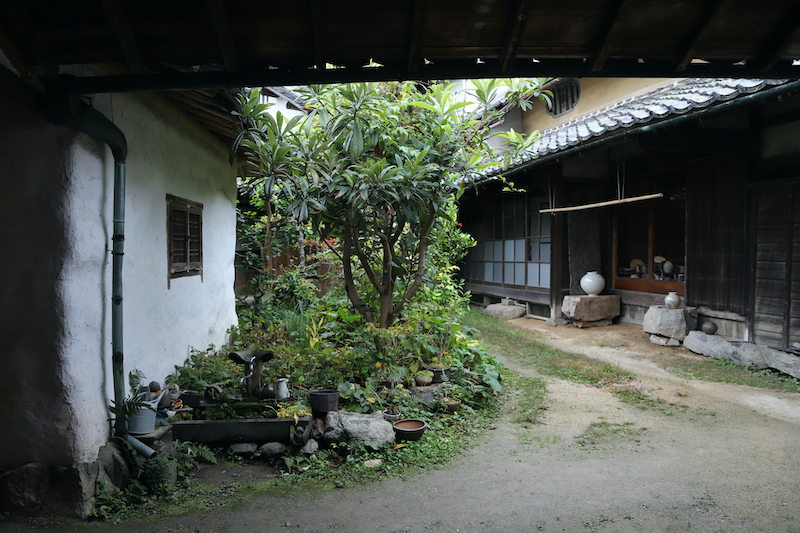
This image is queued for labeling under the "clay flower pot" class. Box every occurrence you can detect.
[443,398,461,412]
[393,419,427,442]
[415,373,433,386]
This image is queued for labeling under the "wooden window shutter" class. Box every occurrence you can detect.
[167,194,203,280]
[187,207,202,271]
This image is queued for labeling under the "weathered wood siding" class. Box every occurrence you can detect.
[753,183,800,348]
[685,155,748,315]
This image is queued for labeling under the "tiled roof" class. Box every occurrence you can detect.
[489,78,792,175]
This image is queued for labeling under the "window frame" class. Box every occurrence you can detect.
[167,194,203,285]
[461,190,551,289]
[612,176,685,296]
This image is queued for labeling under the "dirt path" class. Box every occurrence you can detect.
[11,321,800,533]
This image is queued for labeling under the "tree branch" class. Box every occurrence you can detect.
[390,207,436,321]
[340,230,375,325]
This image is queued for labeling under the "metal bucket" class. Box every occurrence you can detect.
[129,390,164,434]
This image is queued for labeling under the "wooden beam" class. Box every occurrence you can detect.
[311,0,326,71]
[675,0,732,72]
[758,1,800,73]
[0,0,58,77]
[499,0,529,73]
[101,0,144,74]
[207,0,238,73]
[406,0,425,72]
[589,0,628,73]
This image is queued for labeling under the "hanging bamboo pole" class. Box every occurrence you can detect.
[539,192,663,214]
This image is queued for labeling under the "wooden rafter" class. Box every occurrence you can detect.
[0,0,57,77]
[499,0,529,72]
[167,94,235,127]
[589,0,628,73]
[675,0,732,73]
[407,0,425,72]
[311,0,326,71]
[758,1,800,73]
[101,0,144,74]
[207,0,238,73]
[0,19,32,78]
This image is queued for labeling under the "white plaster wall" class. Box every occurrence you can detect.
[59,135,113,463]
[58,91,238,463]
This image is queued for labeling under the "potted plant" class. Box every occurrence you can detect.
[381,384,406,422]
[425,355,455,383]
[415,370,434,386]
[442,397,461,412]
[109,370,163,435]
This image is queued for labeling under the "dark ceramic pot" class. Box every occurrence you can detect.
[702,321,718,335]
[178,390,201,409]
[309,390,340,412]
[393,419,427,442]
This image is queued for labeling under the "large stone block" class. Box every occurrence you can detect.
[684,331,800,378]
[0,462,50,513]
[485,303,526,320]
[561,295,620,322]
[642,306,697,341]
[324,411,395,449]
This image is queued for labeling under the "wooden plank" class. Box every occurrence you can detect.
[754,330,784,345]
[783,185,794,347]
[463,282,550,305]
[755,319,785,331]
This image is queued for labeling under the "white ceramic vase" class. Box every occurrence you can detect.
[277,378,290,399]
[580,271,605,296]
[664,291,680,310]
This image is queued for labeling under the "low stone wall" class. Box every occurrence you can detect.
[684,331,800,379]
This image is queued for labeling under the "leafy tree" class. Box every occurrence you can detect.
[233,79,550,329]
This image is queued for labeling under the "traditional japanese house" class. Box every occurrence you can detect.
[460,77,800,347]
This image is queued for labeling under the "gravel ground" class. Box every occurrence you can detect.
[6,320,800,533]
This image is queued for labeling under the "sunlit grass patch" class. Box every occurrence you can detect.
[463,310,635,387]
